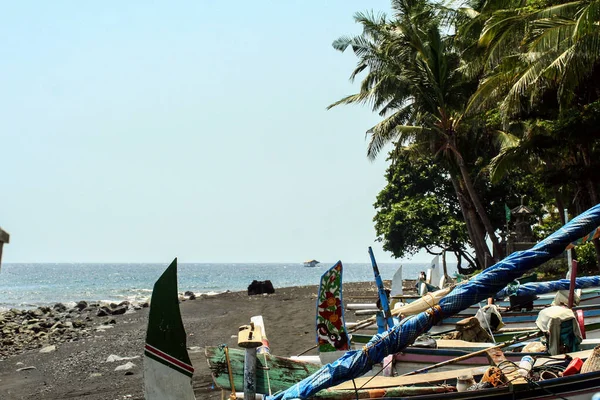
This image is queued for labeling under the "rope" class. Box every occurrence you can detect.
[262,352,272,396]
[354,351,396,390]
[497,358,569,400]
[425,304,443,325]
[351,379,359,400]
[524,376,569,400]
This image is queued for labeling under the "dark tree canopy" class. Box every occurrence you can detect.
[373,152,468,259]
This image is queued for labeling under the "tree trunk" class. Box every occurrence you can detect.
[449,171,490,266]
[584,167,600,271]
[454,150,504,261]
[554,187,566,225]
[579,142,600,270]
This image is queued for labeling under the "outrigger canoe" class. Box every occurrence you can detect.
[266,203,600,399]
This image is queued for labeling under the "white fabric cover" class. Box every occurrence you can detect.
[392,286,453,317]
[535,306,582,356]
[475,304,505,332]
[552,290,581,306]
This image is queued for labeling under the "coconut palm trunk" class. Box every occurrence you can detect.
[453,147,504,262]
[449,170,491,265]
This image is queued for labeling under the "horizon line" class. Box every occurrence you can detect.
[1,260,433,265]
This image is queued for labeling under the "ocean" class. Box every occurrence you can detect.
[0,262,458,310]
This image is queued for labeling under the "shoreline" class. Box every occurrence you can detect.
[0,290,230,313]
[0,281,389,399]
[0,276,419,312]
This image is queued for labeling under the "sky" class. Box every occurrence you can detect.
[0,1,435,264]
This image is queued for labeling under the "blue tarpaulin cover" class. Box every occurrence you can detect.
[495,276,600,299]
[267,203,600,400]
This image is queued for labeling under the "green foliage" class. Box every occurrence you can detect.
[373,152,468,258]
[535,258,568,280]
[335,0,600,267]
[575,242,598,273]
[533,209,563,241]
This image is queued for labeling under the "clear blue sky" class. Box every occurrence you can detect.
[0,1,433,264]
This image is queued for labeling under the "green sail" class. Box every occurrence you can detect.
[144,258,194,377]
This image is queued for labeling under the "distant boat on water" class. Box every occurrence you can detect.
[304,259,320,267]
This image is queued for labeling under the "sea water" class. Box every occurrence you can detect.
[0,262,457,310]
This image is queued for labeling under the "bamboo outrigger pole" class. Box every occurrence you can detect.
[401,330,544,376]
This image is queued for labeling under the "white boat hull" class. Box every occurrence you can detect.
[144,356,196,400]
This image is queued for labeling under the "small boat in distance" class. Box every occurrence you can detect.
[304,259,320,267]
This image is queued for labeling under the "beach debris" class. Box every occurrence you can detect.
[39,345,56,353]
[16,366,36,371]
[88,373,102,379]
[96,325,114,332]
[106,354,140,363]
[114,361,136,371]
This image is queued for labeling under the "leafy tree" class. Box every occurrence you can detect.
[373,151,475,271]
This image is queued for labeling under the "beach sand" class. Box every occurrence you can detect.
[0,281,386,400]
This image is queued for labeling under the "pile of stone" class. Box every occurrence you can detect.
[0,300,148,359]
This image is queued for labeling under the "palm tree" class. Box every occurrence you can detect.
[330,0,504,264]
[463,0,600,262]
[465,0,600,117]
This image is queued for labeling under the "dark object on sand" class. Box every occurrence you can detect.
[248,280,275,296]
[0,227,9,271]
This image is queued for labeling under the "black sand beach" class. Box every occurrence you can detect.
[0,281,385,400]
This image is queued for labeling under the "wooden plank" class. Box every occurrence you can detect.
[436,340,494,349]
[331,365,490,390]
[314,385,454,399]
[205,346,320,394]
[533,349,592,366]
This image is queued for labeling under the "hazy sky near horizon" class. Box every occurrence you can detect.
[0,1,435,264]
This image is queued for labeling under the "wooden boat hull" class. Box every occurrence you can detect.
[442,304,600,325]
[314,370,600,399]
[205,346,320,394]
[209,346,600,399]
[379,288,600,314]
[435,315,600,332]
[347,313,600,334]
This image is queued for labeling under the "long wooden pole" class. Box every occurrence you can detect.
[568,260,578,309]
[565,209,573,276]
[401,330,544,376]
[244,348,258,400]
